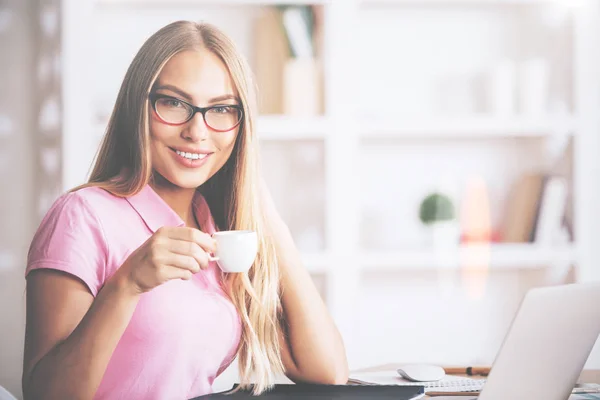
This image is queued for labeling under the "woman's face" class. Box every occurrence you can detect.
[149,49,241,190]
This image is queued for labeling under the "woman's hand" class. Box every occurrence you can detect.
[115,226,216,294]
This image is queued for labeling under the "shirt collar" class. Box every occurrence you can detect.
[125,184,187,233]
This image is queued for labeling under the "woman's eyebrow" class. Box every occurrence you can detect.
[155,84,193,102]
[208,94,239,104]
[154,85,239,105]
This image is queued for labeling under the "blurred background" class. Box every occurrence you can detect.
[2,0,600,398]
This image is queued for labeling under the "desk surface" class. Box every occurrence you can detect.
[353,364,600,399]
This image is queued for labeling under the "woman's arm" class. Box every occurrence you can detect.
[23,270,140,400]
[260,178,349,384]
[23,226,214,399]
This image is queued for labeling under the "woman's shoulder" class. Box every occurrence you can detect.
[36,187,115,237]
[49,186,130,219]
[28,186,113,295]
[37,185,128,237]
[69,185,124,208]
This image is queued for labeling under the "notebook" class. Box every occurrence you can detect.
[348,370,485,393]
[191,383,425,399]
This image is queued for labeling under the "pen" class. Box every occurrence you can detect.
[428,392,480,397]
[443,366,491,376]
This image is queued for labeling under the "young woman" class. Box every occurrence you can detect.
[22,21,348,399]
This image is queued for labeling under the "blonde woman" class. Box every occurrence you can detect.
[22,21,348,399]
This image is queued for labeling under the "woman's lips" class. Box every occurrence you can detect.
[169,147,213,169]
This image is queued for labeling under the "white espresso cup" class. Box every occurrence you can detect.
[208,230,258,273]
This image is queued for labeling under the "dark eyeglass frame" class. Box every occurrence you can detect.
[148,92,244,132]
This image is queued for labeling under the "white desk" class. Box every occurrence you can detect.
[352,364,600,399]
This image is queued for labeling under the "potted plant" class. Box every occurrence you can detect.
[419,192,460,247]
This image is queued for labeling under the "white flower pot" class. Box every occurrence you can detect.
[429,220,460,249]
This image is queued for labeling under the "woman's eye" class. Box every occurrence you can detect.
[157,97,184,109]
[212,106,233,114]
[165,99,182,108]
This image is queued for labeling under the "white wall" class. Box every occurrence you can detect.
[0,1,36,398]
[90,4,263,124]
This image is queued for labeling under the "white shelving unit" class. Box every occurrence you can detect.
[360,243,577,271]
[257,115,332,140]
[61,0,600,370]
[360,116,577,138]
[92,115,332,142]
[362,0,574,4]
[96,0,331,4]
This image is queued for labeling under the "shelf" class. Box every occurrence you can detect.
[91,115,330,141]
[361,0,577,6]
[257,115,330,141]
[359,243,577,271]
[301,244,577,273]
[359,116,577,139]
[96,0,330,6]
[97,0,579,5]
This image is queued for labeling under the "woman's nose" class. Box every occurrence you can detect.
[182,112,209,141]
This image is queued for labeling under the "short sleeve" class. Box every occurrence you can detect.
[26,191,108,296]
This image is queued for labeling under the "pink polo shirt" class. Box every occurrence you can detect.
[26,184,242,400]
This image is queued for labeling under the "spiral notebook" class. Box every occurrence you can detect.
[348,371,600,395]
[348,370,485,393]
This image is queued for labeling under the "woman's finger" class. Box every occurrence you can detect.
[167,240,211,270]
[164,266,193,281]
[165,227,216,253]
[165,253,201,273]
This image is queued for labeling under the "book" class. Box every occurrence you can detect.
[531,176,568,245]
[500,172,545,243]
[253,8,289,115]
[349,370,485,393]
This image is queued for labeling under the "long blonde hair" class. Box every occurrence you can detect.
[79,21,284,394]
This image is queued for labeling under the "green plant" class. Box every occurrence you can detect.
[419,193,456,225]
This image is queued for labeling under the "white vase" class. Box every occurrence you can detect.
[430,220,460,249]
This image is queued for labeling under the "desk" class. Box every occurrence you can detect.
[352,364,600,398]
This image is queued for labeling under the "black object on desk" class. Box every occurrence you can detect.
[191,383,425,399]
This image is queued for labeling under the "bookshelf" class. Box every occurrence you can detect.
[93,115,574,141]
[360,243,577,271]
[96,0,331,5]
[61,0,600,371]
[360,116,577,139]
[362,0,582,5]
[293,244,578,272]
[92,116,332,142]
[359,0,585,7]
[257,115,331,140]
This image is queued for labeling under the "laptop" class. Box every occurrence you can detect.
[471,282,600,400]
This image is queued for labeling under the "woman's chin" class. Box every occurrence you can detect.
[171,176,209,190]
[154,170,210,190]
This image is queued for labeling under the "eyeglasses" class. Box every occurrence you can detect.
[149,93,243,132]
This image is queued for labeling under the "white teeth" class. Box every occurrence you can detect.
[175,150,208,160]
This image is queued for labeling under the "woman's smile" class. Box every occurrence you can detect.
[168,146,214,169]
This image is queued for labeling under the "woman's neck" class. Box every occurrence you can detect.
[150,176,197,227]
